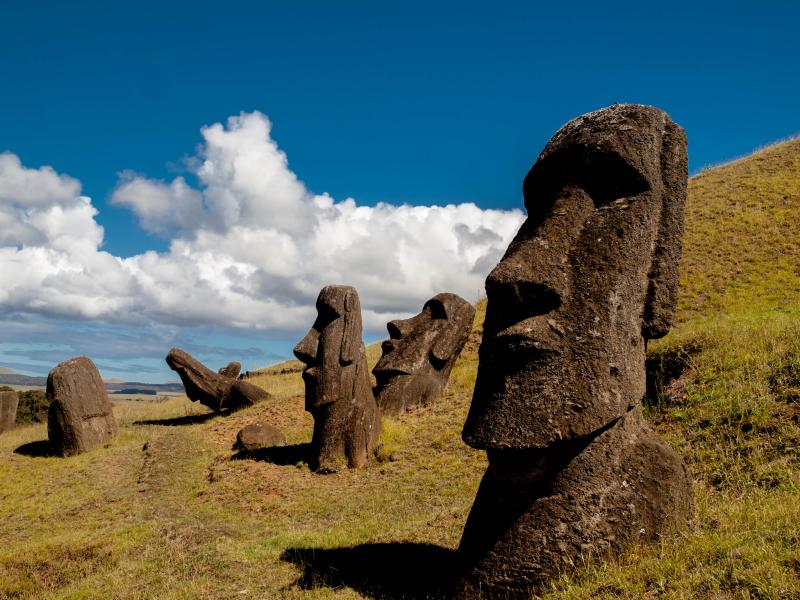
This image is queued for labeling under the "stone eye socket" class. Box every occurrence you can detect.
[387,322,403,339]
[425,300,448,320]
[314,303,340,330]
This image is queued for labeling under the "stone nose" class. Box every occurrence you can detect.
[293,329,319,364]
[484,269,563,334]
[387,319,413,340]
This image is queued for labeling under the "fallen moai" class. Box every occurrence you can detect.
[294,285,381,472]
[166,348,269,413]
[456,104,694,597]
[234,422,286,451]
[47,356,118,456]
[373,292,475,416]
[0,390,18,433]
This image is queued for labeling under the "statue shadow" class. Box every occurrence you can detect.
[280,542,458,599]
[14,439,57,457]
[133,412,217,426]
[231,443,311,466]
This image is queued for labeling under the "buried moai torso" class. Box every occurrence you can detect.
[456,104,694,596]
[166,349,268,413]
[47,356,118,456]
[0,390,18,434]
[294,285,381,472]
[373,293,475,416]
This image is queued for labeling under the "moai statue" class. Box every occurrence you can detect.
[0,390,18,434]
[294,285,381,472]
[218,361,241,379]
[166,349,269,413]
[373,293,475,416]
[456,104,694,597]
[47,356,118,456]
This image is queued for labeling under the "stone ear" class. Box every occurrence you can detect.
[430,308,472,366]
[643,121,688,340]
[340,288,362,364]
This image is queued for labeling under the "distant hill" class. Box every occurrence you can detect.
[0,372,183,392]
[0,373,47,386]
[104,381,184,393]
[0,366,17,375]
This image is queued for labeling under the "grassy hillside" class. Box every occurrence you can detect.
[1,139,799,599]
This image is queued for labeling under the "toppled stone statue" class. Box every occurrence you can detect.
[0,390,18,433]
[456,104,694,597]
[294,285,381,472]
[234,422,286,451]
[166,348,269,413]
[47,356,118,456]
[373,293,475,416]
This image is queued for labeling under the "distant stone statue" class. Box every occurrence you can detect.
[166,349,269,413]
[0,390,18,433]
[373,293,475,416]
[218,361,241,379]
[294,285,381,472]
[47,356,118,456]
[456,104,694,597]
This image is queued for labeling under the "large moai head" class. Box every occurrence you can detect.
[294,285,381,471]
[463,104,688,450]
[373,293,475,416]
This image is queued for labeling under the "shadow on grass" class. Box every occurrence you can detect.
[133,412,217,426]
[14,439,57,457]
[231,443,311,465]
[280,542,458,599]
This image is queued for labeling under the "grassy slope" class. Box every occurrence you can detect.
[1,140,799,599]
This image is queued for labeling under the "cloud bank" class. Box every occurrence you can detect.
[0,112,524,337]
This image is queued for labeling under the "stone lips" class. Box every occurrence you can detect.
[46,356,118,456]
[294,285,381,472]
[0,390,18,433]
[456,104,693,596]
[166,348,269,413]
[373,292,475,417]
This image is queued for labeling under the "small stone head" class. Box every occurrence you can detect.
[373,293,475,415]
[463,104,688,450]
[293,285,364,411]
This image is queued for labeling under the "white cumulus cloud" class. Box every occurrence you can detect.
[0,111,524,336]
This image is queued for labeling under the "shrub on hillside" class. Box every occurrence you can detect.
[15,389,49,424]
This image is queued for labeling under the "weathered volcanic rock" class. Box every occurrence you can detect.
[47,356,118,456]
[0,390,18,433]
[457,104,693,596]
[456,406,692,596]
[166,348,269,413]
[373,293,475,417]
[294,285,381,472]
[234,422,286,451]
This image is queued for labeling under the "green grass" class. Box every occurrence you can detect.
[1,139,800,598]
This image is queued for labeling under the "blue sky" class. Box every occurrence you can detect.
[1,1,798,382]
